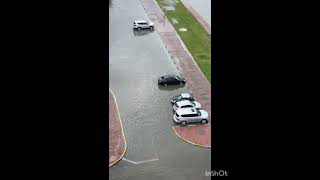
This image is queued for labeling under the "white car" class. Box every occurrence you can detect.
[173,100,201,111]
[171,93,195,104]
[133,20,154,30]
[173,108,209,125]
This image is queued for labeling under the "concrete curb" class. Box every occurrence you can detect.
[109,89,128,167]
[172,126,211,148]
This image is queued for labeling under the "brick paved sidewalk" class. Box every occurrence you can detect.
[173,125,211,147]
[140,0,211,147]
[109,90,127,167]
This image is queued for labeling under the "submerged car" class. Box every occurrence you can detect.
[173,108,209,124]
[158,74,186,86]
[171,93,195,104]
[133,20,154,30]
[173,100,201,111]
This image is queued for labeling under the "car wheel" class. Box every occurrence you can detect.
[181,121,187,125]
[150,26,154,30]
[201,119,207,124]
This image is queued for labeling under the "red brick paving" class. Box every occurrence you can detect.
[141,0,211,147]
[109,91,126,167]
[173,125,211,147]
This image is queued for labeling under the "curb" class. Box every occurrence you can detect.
[109,89,128,167]
[172,126,211,148]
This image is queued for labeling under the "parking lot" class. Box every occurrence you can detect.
[109,0,210,179]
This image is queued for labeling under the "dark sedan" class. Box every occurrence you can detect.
[158,74,186,86]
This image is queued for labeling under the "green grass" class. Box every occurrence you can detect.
[156,0,211,83]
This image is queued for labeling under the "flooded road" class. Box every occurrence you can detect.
[109,0,210,179]
[187,0,211,26]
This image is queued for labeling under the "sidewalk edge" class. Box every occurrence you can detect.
[109,89,128,167]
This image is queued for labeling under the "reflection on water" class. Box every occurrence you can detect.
[133,28,154,36]
[158,84,186,91]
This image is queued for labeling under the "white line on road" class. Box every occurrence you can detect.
[122,158,159,165]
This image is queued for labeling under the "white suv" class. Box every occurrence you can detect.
[173,108,209,125]
[133,20,154,30]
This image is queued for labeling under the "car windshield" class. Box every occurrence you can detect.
[196,110,201,116]
[177,96,183,100]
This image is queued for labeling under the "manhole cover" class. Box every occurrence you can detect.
[179,28,188,32]
[172,18,179,24]
[164,0,179,6]
[164,6,175,11]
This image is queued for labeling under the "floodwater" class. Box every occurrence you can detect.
[109,0,210,179]
[187,0,211,26]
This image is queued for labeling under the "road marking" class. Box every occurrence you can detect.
[122,158,159,165]
[122,137,160,165]
[109,89,161,167]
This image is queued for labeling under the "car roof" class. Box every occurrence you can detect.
[181,93,192,98]
[176,100,193,107]
[134,20,148,23]
[176,108,197,115]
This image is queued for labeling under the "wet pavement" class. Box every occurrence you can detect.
[109,0,210,179]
